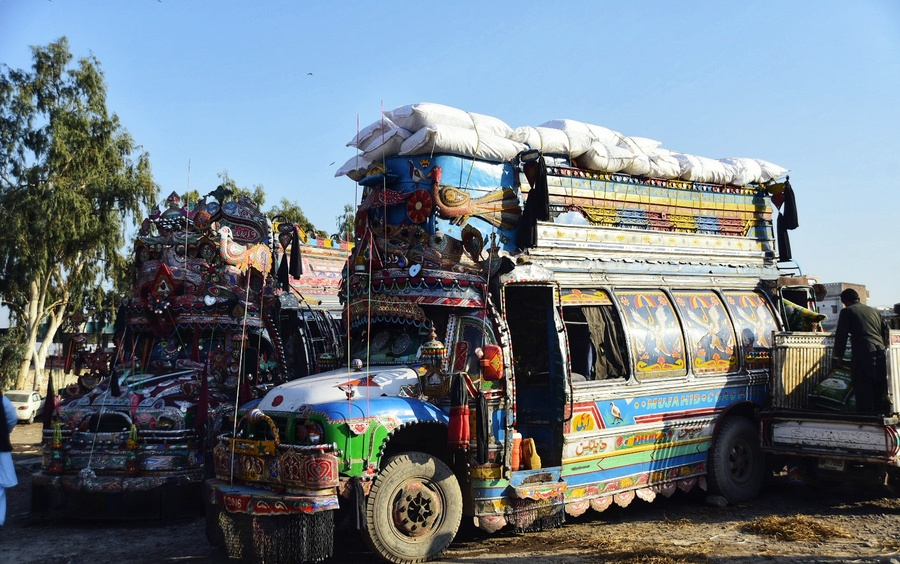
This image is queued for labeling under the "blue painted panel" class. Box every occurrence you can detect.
[600,383,766,427]
[562,451,707,487]
[317,397,449,426]
[385,155,516,189]
[366,155,521,252]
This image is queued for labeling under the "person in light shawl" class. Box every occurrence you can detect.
[0,390,17,531]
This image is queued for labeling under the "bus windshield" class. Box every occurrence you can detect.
[349,322,430,365]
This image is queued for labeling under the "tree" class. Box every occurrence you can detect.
[333,203,354,242]
[215,170,265,207]
[175,173,329,242]
[0,37,157,390]
[0,326,26,390]
[268,197,326,238]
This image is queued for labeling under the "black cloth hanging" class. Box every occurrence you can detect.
[194,369,209,435]
[42,372,56,430]
[277,255,289,290]
[475,391,489,465]
[777,212,793,261]
[779,178,798,230]
[289,227,304,278]
[109,366,121,397]
[771,177,797,262]
[517,153,550,249]
[352,477,367,530]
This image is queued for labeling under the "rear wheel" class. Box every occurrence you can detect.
[364,452,462,564]
[708,416,764,504]
[27,411,35,424]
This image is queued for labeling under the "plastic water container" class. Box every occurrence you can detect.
[511,431,522,470]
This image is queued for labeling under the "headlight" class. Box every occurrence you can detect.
[296,421,324,445]
[156,417,177,430]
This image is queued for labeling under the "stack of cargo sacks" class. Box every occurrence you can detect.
[336,102,788,186]
[337,103,526,181]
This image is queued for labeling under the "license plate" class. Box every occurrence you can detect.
[818,458,845,471]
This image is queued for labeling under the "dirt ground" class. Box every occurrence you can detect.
[3,421,900,564]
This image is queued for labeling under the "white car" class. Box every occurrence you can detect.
[6,389,45,424]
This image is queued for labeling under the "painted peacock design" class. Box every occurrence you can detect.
[428,166,520,229]
[216,225,272,274]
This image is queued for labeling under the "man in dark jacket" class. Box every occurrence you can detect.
[832,288,890,413]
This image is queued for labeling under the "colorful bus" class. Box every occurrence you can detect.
[32,191,348,519]
[205,108,794,564]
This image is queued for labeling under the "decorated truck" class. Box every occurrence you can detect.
[31,190,348,519]
[205,103,800,563]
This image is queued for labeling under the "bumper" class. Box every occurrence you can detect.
[31,471,203,519]
[205,479,337,563]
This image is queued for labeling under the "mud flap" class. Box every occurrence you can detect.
[507,468,566,532]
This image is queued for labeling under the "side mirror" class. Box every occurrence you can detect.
[480,344,504,381]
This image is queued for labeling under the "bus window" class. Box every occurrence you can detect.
[616,290,687,379]
[672,291,739,375]
[722,291,778,370]
[560,289,628,381]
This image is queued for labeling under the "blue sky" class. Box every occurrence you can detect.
[1,0,898,307]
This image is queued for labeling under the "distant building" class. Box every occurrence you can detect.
[882,304,900,331]
[815,282,899,332]
[818,282,869,332]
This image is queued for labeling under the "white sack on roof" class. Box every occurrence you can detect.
[719,157,763,186]
[347,117,404,152]
[620,152,651,176]
[539,119,621,158]
[576,142,633,173]
[619,136,662,152]
[511,126,578,157]
[360,127,412,162]
[616,137,660,176]
[648,149,682,179]
[335,154,372,182]
[385,102,514,139]
[754,159,789,183]
[399,124,528,162]
[673,153,737,185]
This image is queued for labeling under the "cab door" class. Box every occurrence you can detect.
[503,284,567,467]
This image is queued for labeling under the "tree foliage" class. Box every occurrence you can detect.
[0,37,157,389]
[334,203,354,242]
[268,197,326,238]
[0,327,26,390]
[179,172,351,244]
[215,170,265,207]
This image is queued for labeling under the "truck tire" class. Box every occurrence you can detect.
[364,452,462,564]
[707,416,764,504]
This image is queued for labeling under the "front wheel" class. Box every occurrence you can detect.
[707,416,764,504]
[364,452,462,564]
